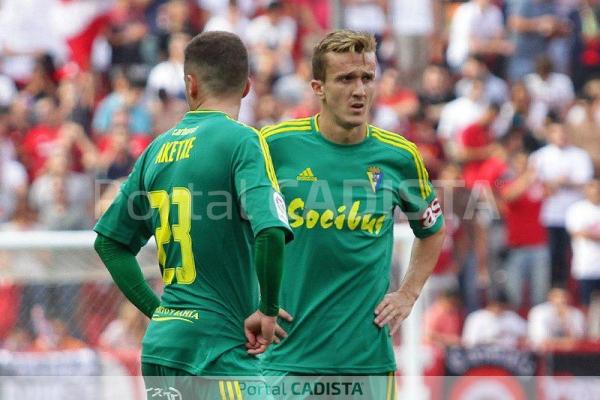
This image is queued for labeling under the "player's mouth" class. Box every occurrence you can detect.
[350,102,365,112]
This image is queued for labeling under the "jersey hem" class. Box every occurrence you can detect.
[141,356,262,377]
[262,362,398,374]
[93,224,141,253]
[141,355,199,375]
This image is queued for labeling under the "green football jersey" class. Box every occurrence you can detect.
[94,110,292,375]
[261,115,443,374]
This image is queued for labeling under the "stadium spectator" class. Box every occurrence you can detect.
[493,81,548,151]
[148,89,188,137]
[96,119,136,180]
[566,179,600,305]
[566,81,600,175]
[146,32,189,100]
[29,150,93,231]
[456,103,501,190]
[423,288,462,347]
[21,98,97,180]
[246,0,297,79]
[462,289,528,348]
[500,151,550,309]
[21,54,58,102]
[92,68,153,136]
[418,64,455,126]
[373,67,419,131]
[197,0,256,19]
[342,0,388,61]
[403,111,446,179]
[528,287,586,351]
[438,78,487,155]
[455,55,509,105]
[507,0,571,81]
[105,0,151,69]
[530,122,593,284]
[524,56,575,117]
[446,0,512,71]
[390,0,442,86]
[202,0,251,36]
[153,0,198,62]
[56,72,96,134]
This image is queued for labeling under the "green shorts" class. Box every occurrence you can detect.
[261,370,397,400]
[142,345,267,400]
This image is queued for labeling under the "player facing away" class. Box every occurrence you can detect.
[93,31,293,398]
[260,30,446,398]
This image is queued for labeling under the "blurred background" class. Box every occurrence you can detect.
[1,0,600,398]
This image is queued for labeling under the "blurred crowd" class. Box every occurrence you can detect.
[1,0,600,353]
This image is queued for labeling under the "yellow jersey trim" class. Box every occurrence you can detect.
[151,316,194,323]
[223,115,281,192]
[370,127,431,199]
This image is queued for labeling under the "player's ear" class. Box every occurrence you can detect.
[185,73,198,101]
[311,79,325,100]
[242,78,251,99]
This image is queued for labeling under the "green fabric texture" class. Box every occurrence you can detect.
[94,233,160,318]
[255,227,285,316]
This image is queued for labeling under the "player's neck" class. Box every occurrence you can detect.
[189,98,241,120]
[317,112,368,145]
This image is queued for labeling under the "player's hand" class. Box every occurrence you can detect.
[374,291,417,335]
[244,310,287,355]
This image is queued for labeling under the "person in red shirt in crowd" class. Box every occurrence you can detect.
[457,103,500,189]
[20,96,97,181]
[499,150,549,309]
[455,103,501,294]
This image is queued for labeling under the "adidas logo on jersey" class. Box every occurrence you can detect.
[297,168,318,181]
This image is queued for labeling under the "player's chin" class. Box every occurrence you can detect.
[345,113,368,127]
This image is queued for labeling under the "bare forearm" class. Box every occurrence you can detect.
[398,226,446,300]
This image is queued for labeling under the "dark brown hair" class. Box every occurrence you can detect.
[184,31,249,96]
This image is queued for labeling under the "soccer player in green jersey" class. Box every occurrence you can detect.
[260,30,446,398]
[93,31,293,398]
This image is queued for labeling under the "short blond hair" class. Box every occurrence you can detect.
[312,30,376,81]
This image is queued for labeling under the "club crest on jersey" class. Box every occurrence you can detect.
[366,166,383,192]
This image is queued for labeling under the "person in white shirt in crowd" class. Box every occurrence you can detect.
[528,287,586,351]
[566,179,600,305]
[203,0,250,37]
[446,0,513,71]
[530,122,594,285]
[463,289,528,348]
[342,0,387,60]
[197,0,255,19]
[455,55,509,105]
[0,71,17,108]
[146,32,190,101]
[525,56,575,118]
[493,81,548,145]
[246,0,297,78]
[390,0,442,87]
[438,78,487,156]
